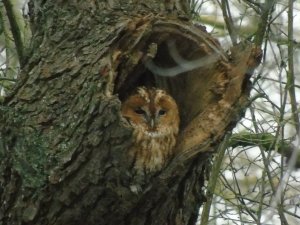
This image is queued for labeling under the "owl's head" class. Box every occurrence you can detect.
[121,87,179,136]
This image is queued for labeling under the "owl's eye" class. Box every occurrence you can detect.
[158,109,166,116]
[134,108,146,115]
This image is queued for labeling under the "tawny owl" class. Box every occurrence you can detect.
[121,87,180,174]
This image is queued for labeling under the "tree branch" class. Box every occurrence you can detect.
[229,132,300,167]
[220,0,237,45]
[2,0,24,67]
[287,0,299,134]
[0,77,17,82]
[254,0,276,47]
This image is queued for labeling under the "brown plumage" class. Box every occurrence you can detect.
[121,87,180,174]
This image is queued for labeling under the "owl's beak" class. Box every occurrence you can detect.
[145,114,157,130]
[150,118,155,129]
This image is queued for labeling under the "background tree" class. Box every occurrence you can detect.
[1,0,298,225]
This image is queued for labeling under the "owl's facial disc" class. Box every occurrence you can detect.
[133,106,156,131]
[133,106,166,132]
[121,86,179,139]
[134,106,167,132]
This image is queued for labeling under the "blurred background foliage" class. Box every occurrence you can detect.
[191,1,300,225]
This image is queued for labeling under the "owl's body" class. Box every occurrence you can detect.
[121,87,180,174]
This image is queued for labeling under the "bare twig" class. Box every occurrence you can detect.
[249,105,289,225]
[200,134,230,225]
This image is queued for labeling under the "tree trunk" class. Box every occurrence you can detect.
[0,1,261,225]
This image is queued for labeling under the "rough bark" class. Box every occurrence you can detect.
[0,1,261,225]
